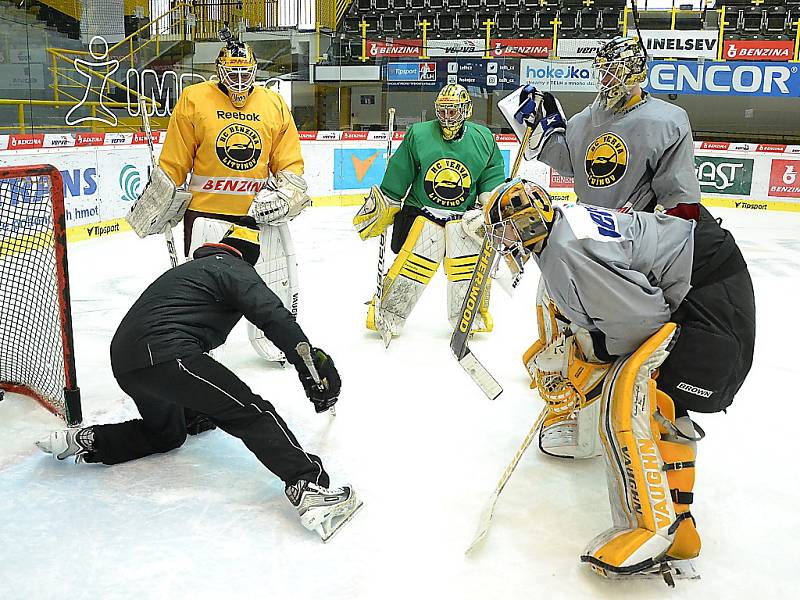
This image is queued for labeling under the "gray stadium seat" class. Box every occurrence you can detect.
[518,12,535,33]
[357,0,373,12]
[399,14,418,34]
[600,8,621,36]
[497,13,516,36]
[429,0,445,10]
[579,7,600,35]
[559,7,579,36]
[391,0,408,10]
[382,15,398,36]
[764,6,788,36]
[439,14,456,35]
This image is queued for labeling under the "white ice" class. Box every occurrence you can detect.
[1,206,799,599]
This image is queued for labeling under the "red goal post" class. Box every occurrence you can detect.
[0,164,82,425]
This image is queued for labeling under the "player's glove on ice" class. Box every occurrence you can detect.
[297,347,342,413]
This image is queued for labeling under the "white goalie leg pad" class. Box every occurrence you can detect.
[374,216,444,335]
[188,216,231,255]
[127,166,192,237]
[248,222,299,362]
[444,219,492,333]
[582,323,690,577]
[534,330,609,459]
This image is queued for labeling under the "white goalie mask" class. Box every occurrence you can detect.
[216,41,258,108]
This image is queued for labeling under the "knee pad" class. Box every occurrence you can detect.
[371,216,444,333]
[444,220,492,333]
[523,279,565,379]
[582,324,701,578]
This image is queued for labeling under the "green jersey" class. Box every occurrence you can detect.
[380,120,506,216]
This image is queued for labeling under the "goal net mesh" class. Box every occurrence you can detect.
[0,165,81,425]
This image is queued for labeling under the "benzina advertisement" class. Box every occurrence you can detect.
[768,160,800,198]
[722,40,794,62]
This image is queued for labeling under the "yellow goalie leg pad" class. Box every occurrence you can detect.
[583,323,698,576]
[656,390,700,561]
[444,220,493,333]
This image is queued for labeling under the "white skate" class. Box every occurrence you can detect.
[35,427,95,463]
[285,480,363,542]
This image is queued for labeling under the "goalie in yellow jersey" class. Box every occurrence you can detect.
[141,35,311,363]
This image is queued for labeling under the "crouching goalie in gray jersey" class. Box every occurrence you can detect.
[499,36,703,459]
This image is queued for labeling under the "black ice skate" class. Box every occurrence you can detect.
[285,480,362,542]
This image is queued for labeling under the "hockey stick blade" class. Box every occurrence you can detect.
[465,407,546,555]
[458,350,502,401]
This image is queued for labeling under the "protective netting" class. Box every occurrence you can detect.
[0,166,81,424]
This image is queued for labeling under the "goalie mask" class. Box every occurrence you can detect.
[592,36,647,122]
[217,41,257,108]
[483,179,555,283]
[435,84,472,141]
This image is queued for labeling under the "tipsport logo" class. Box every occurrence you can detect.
[119,164,143,202]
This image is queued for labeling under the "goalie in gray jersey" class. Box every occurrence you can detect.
[483,179,754,582]
[500,36,703,458]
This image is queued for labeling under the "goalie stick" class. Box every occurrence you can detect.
[139,95,180,268]
[465,406,546,554]
[449,125,534,400]
[374,108,396,348]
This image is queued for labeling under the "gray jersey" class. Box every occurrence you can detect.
[540,95,701,211]
[535,204,695,356]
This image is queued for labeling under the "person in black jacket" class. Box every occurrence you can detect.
[37,219,362,541]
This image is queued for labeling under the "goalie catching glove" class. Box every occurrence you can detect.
[248,170,311,225]
[353,185,400,240]
[296,347,341,413]
[127,166,192,237]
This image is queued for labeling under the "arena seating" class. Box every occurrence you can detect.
[337,0,798,57]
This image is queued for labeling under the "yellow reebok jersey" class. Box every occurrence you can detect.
[159,81,304,216]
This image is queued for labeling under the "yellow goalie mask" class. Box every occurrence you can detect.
[483,178,555,284]
[435,84,472,141]
[217,41,257,108]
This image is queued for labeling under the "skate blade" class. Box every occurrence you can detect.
[587,559,700,587]
[317,499,364,543]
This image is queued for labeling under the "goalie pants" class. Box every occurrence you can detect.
[659,262,755,415]
[88,353,329,487]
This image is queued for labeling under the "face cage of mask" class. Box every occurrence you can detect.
[435,101,469,128]
[595,56,643,109]
[219,64,257,93]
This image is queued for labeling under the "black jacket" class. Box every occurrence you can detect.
[110,245,308,376]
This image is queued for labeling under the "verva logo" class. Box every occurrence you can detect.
[9,134,44,149]
[367,39,421,57]
[298,131,317,141]
[341,131,369,141]
[550,169,574,188]
[757,143,787,153]
[492,39,551,58]
[724,40,793,62]
[75,133,105,147]
[700,141,730,151]
[768,159,800,198]
[317,131,340,140]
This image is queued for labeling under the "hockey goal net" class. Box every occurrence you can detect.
[0,164,82,425]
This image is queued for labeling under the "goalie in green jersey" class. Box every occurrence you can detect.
[353,84,507,342]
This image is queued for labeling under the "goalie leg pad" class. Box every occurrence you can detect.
[444,219,492,333]
[582,323,700,577]
[524,280,602,459]
[369,216,444,334]
[188,216,232,256]
[248,223,298,361]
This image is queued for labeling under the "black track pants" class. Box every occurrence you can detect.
[89,354,329,487]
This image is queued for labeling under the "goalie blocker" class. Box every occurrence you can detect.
[127,166,192,238]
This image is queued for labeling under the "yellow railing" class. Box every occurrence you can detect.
[46,3,190,108]
[0,99,166,134]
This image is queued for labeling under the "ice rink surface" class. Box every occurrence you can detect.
[2,205,799,599]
